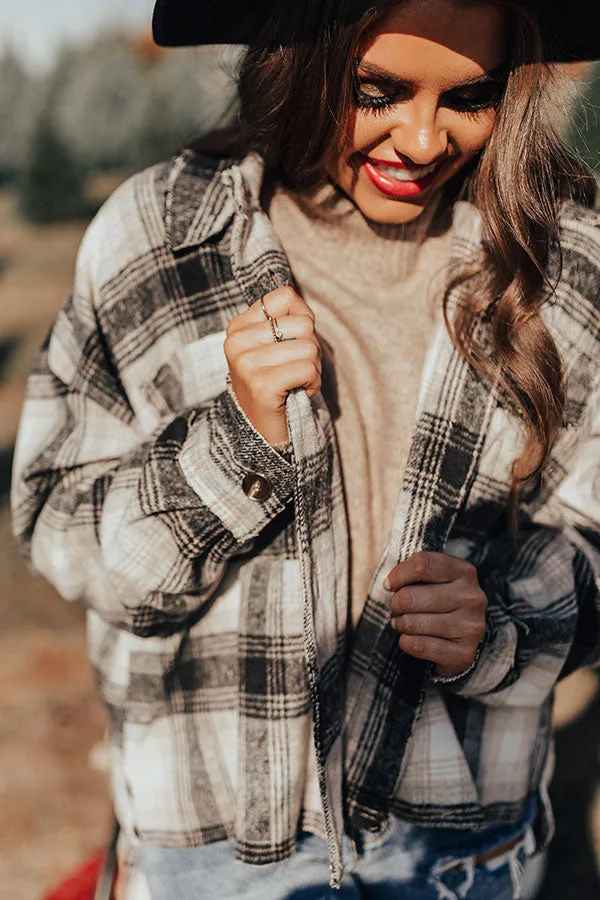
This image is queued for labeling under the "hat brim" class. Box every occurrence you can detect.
[152,0,600,62]
[152,0,275,47]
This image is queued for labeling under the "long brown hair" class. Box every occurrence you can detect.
[200,0,597,548]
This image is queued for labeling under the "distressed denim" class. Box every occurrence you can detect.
[140,803,538,900]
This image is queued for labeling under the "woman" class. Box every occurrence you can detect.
[11,0,600,898]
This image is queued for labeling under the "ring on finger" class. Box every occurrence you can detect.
[260,297,284,343]
[269,315,285,343]
[260,296,271,322]
[269,320,297,342]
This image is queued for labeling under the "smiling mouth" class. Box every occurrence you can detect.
[368,159,442,182]
[362,157,445,199]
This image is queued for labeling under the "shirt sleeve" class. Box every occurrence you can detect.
[432,383,600,705]
[11,216,295,638]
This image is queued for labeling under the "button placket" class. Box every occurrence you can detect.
[347,810,382,833]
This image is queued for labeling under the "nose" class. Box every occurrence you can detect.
[389,102,448,166]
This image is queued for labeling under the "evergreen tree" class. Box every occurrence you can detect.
[17,112,90,224]
[0,50,39,179]
[132,46,241,169]
[53,36,150,170]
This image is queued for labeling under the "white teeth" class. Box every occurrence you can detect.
[376,162,438,181]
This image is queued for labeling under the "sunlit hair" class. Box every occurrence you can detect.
[199,0,597,548]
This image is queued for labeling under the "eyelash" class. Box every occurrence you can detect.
[354,82,499,120]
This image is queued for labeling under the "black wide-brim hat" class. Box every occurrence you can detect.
[152,0,600,61]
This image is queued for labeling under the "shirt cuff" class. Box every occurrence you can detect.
[179,386,295,544]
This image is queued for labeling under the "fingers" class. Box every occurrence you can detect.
[391,611,484,643]
[388,582,461,617]
[386,551,487,677]
[235,339,323,381]
[228,287,314,333]
[397,634,477,674]
[384,551,478,591]
[242,355,322,400]
[260,287,315,321]
[388,566,487,677]
[225,314,316,352]
[223,288,322,446]
[275,359,323,399]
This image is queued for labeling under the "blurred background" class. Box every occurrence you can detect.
[0,2,599,898]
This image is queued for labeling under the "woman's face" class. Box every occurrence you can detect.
[330,0,509,225]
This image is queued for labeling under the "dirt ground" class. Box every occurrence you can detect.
[0,186,598,899]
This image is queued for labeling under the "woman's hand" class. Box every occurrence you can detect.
[384,551,487,678]
[224,287,322,446]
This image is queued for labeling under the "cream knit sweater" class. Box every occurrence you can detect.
[268,180,454,831]
[269,181,454,629]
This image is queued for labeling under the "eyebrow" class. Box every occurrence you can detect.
[356,59,507,89]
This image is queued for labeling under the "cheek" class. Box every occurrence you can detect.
[455,111,497,155]
[351,113,388,150]
[332,114,392,183]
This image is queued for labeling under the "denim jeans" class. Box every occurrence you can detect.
[140,803,538,900]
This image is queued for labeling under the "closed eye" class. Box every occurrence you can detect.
[442,83,504,114]
[354,77,411,114]
[354,61,507,118]
[354,78,503,118]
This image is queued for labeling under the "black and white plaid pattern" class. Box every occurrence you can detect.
[11,150,600,885]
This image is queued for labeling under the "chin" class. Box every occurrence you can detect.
[353,192,430,226]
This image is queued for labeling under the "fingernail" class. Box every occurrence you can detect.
[383,576,391,591]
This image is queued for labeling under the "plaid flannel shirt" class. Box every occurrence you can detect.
[11,150,600,887]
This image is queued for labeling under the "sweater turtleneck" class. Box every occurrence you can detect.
[267,177,454,835]
[270,178,451,281]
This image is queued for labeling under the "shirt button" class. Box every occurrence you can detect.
[242,472,273,502]
[347,811,381,833]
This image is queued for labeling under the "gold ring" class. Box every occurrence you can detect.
[261,298,284,342]
[270,316,284,342]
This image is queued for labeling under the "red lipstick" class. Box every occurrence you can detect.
[363,157,442,199]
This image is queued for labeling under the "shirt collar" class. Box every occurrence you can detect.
[164,150,267,252]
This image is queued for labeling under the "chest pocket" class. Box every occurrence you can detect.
[142,331,229,419]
